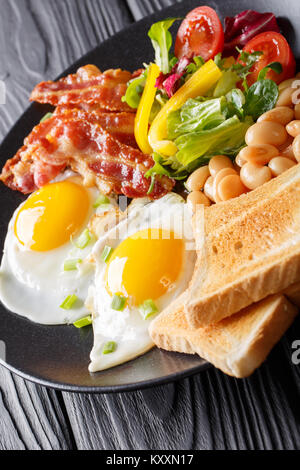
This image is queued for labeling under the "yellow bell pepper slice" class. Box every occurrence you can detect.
[134,63,161,154]
[148,59,222,156]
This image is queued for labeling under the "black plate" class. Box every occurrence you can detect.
[0,0,299,393]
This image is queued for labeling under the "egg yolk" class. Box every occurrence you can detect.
[105,228,184,306]
[14,181,90,251]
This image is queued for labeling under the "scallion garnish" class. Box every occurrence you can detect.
[74,228,92,249]
[101,245,113,263]
[64,258,82,271]
[147,176,155,196]
[40,112,53,123]
[139,299,158,320]
[60,294,78,310]
[73,315,92,328]
[111,294,126,311]
[102,341,117,355]
[93,194,110,208]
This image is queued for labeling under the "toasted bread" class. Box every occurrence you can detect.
[186,164,300,327]
[283,281,300,308]
[150,293,298,378]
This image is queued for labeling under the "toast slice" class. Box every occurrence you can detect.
[150,292,298,378]
[283,281,300,308]
[186,164,300,327]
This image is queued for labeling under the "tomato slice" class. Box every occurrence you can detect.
[241,31,296,86]
[175,6,224,61]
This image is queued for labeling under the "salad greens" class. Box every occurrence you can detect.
[167,97,227,140]
[148,18,179,74]
[122,69,147,109]
[244,79,279,120]
[146,96,253,179]
[174,115,253,167]
[122,17,284,184]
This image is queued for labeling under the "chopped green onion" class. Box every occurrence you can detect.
[147,175,156,195]
[73,315,92,328]
[60,294,78,310]
[40,112,53,123]
[64,258,82,271]
[139,299,158,320]
[102,341,117,355]
[74,228,92,249]
[111,294,126,311]
[101,245,114,263]
[93,194,110,208]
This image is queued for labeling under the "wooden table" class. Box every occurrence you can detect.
[0,0,299,450]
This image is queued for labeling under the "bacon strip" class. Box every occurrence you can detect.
[0,112,174,199]
[55,106,138,148]
[30,65,133,112]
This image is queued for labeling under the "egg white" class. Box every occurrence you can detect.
[0,173,114,325]
[88,193,196,373]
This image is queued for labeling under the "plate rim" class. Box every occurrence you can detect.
[0,356,211,394]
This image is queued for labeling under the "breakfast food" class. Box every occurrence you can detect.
[150,293,298,378]
[0,172,101,324]
[87,193,195,371]
[186,164,300,327]
[0,6,299,378]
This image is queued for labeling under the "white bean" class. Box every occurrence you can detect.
[240,162,272,190]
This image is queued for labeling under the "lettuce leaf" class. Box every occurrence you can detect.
[148,18,179,74]
[121,70,147,109]
[167,97,227,140]
[146,97,253,180]
[174,115,253,167]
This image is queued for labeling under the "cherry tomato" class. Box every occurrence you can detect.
[175,6,224,61]
[241,31,296,86]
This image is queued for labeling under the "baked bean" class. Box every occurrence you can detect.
[278,78,297,91]
[238,144,278,166]
[187,191,210,211]
[204,176,215,202]
[245,121,287,147]
[240,162,272,190]
[286,120,300,138]
[213,168,237,203]
[277,134,294,152]
[208,155,233,178]
[292,134,300,162]
[257,106,294,125]
[268,156,296,176]
[185,166,210,192]
[235,153,246,167]
[218,174,247,201]
[294,103,300,120]
[280,144,297,161]
[276,87,295,107]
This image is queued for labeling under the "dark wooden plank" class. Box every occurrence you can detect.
[126,0,182,21]
[62,327,300,450]
[0,367,74,450]
[0,0,132,140]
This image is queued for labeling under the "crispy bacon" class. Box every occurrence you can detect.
[0,112,174,199]
[30,65,133,112]
[55,105,138,148]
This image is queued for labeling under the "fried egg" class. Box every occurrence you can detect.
[0,172,111,325]
[88,193,196,372]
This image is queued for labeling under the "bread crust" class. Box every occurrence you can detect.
[150,293,298,378]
